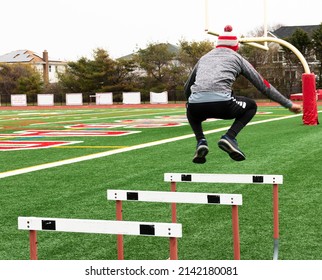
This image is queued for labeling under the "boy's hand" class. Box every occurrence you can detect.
[289,103,302,114]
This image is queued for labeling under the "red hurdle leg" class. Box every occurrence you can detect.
[169,237,178,260]
[29,230,38,260]
[273,184,279,239]
[170,182,177,223]
[116,200,124,260]
[273,184,279,260]
[231,205,241,260]
[170,181,178,260]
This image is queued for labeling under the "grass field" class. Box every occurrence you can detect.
[0,104,321,260]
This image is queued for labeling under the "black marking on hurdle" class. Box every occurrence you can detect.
[139,224,155,236]
[127,192,139,201]
[252,176,264,183]
[207,195,221,204]
[181,174,192,182]
[42,220,56,231]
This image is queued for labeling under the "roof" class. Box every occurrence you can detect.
[118,43,179,60]
[0,50,66,64]
[0,50,41,63]
[271,25,320,39]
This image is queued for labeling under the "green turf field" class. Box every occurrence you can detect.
[0,105,321,260]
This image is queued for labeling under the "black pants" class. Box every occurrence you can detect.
[186,96,257,141]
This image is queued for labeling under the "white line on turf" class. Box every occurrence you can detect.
[0,113,304,179]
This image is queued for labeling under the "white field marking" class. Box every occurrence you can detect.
[28,110,183,126]
[0,113,306,179]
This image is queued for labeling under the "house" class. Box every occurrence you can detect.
[271,25,319,40]
[0,50,67,83]
[267,24,321,94]
[269,25,320,68]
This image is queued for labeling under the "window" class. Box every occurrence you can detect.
[285,70,297,80]
[273,52,284,63]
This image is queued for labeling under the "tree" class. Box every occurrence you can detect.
[285,28,312,55]
[178,40,214,70]
[58,48,117,93]
[90,48,117,88]
[0,63,43,95]
[58,57,96,93]
[134,43,176,82]
[133,43,180,94]
[312,23,322,87]
[102,58,138,92]
[59,48,139,95]
[282,28,312,94]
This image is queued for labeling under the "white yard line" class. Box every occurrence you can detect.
[0,113,305,179]
[0,109,180,124]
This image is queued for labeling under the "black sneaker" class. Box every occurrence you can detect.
[218,135,246,161]
[192,139,209,164]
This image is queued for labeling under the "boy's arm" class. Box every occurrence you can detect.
[240,57,294,108]
[184,64,198,99]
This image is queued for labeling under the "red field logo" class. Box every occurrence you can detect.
[0,130,140,137]
[66,124,124,129]
[0,141,82,151]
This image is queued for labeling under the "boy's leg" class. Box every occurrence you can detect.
[186,98,257,162]
[186,103,206,141]
[186,103,209,163]
[218,97,257,161]
[226,96,257,139]
[193,139,209,164]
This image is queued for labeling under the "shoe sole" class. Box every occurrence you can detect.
[192,145,209,164]
[218,139,246,161]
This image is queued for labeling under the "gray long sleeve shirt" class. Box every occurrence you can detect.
[187,48,292,108]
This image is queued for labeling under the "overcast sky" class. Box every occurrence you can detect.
[1,0,321,61]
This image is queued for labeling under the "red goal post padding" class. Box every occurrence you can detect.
[302,73,319,125]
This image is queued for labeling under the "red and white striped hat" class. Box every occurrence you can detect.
[216,25,239,51]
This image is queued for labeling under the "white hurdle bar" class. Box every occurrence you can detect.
[164,173,283,260]
[164,173,283,184]
[18,217,182,260]
[107,190,242,260]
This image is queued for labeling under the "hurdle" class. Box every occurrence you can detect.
[107,190,242,260]
[18,217,182,260]
[164,173,283,260]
